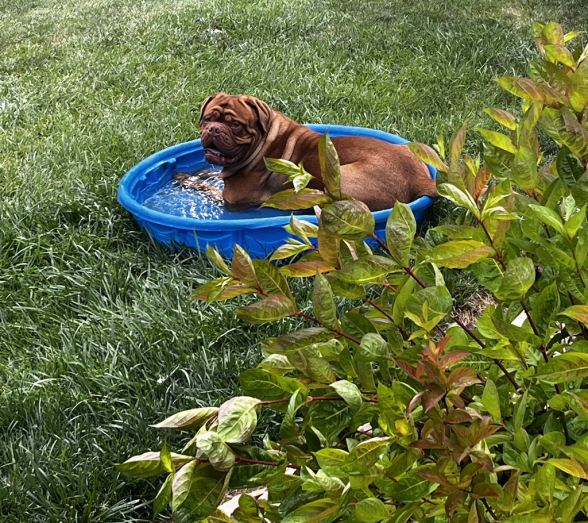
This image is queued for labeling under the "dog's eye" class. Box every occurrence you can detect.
[203,117,212,123]
[230,122,241,129]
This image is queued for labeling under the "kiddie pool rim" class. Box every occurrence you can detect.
[117,124,437,232]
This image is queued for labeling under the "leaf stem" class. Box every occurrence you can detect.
[478,219,507,271]
[371,234,390,254]
[364,298,413,342]
[520,299,571,444]
[402,265,523,391]
[296,310,362,345]
[482,499,498,521]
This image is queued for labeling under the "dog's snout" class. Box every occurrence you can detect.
[208,124,222,135]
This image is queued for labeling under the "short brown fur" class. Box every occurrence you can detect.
[174,94,438,212]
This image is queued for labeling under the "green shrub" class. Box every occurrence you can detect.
[117,21,588,523]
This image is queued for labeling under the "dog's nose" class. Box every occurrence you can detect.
[209,125,222,135]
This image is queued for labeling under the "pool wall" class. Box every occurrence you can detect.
[117,125,437,258]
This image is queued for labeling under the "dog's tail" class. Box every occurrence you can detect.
[416,176,439,199]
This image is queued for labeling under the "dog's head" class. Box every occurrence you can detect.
[199,94,273,167]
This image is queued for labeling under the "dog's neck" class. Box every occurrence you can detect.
[220,111,294,180]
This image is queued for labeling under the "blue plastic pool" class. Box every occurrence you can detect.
[117,125,437,259]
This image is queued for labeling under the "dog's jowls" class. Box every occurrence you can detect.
[173,93,438,212]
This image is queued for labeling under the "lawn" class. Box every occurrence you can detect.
[1,0,587,520]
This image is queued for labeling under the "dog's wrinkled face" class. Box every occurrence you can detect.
[199,94,273,167]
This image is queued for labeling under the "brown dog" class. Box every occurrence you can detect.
[174,94,438,212]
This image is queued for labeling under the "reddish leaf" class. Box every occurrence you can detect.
[440,351,471,370]
[472,482,501,498]
[419,359,447,387]
[445,410,474,424]
[445,491,465,520]
[416,470,453,486]
[407,391,424,414]
[447,367,477,386]
[451,425,474,446]
[423,388,446,413]
[472,425,502,446]
[394,359,418,380]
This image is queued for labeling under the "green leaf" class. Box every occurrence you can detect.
[325,274,366,299]
[173,463,230,523]
[321,200,375,240]
[264,158,313,193]
[280,260,334,277]
[536,352,588,384]
[495,76,546,102]
[481,379,502,421]
[152,407,220,431]
[557,485,584,523]
[494,257,535,301]
[540,108,588,160]
[154,473,174,517]
[529,204,566,236]
[232,245,259,288]
[239,369,308,408]
[342,437,391,473]
[572,170,588,207]
[235,295,297,324]
[281,499,339,523]
[172,459,198,511]
[196,431,236,471]
[331,381,363,412]
[448,124,466,162]
[334,255,400,284]
[267,327,336,354]
[536,462,555,505]
[544,44,575,68]
[511,146,537,190]
[161,441,173,473]
[115,451,193,479]
[192,280,257,302]
[429,240,495,269]
[280,390,301,440]
[355,498,389,523]
[312,273,338,330]
[252,260,294,303]
[477,128,519,154]
[547,459,588,479]
[437,183,480,218]
[357,333,389,362]
[313,448,349,477]
[569,60,588,113]
[217,396,260,444]
[375,469,437,502]
[319,132,341,200]
[556,146,585,190]
[259,354,295,375]
[285,216,318,241]
[484,108,517,130]
[406,285,453,330]
[206,245,231,275]
[528,60,569,103]
[565,205,587,240]
[262,189,333,210]
[531,283,560,336]
[270,242,312,261]
[386,202,416,267]
[407,142,448,172]
[560,305,588,325]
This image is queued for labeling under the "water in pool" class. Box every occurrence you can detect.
[142,172,305,220]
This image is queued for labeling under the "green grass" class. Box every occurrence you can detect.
[1,0,587,520]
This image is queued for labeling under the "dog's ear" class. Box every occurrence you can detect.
[242,96,272,133]
[199,94,221,126]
